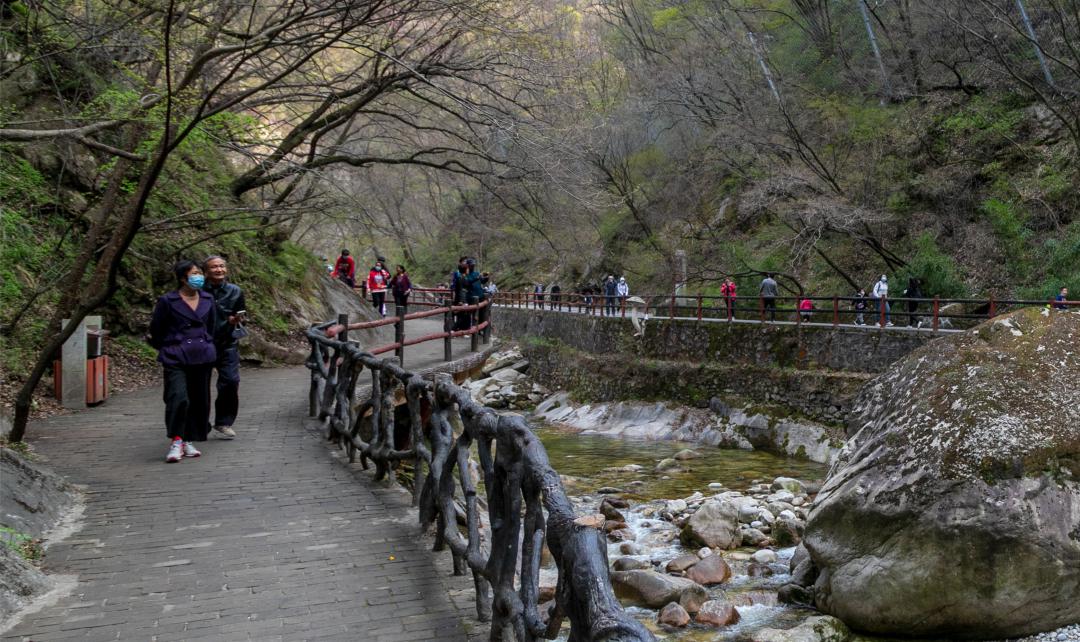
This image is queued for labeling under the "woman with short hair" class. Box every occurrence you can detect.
[148,260,218,463]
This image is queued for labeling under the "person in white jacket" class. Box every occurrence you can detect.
[872,275,893,326]
[616,276,629,302]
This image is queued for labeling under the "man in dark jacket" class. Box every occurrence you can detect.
[204,255,246,439]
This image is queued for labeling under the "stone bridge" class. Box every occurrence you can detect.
[491,305,945,424]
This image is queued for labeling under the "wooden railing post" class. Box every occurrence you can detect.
[444,305,453,361]
[879,296,887,327]
[932,296,939,332]
[989,296,997,319]
[833,296,839,327]
[469,301,479,352]
[697,294,703,321]
[338,313,349,342]
[394,303,406,366]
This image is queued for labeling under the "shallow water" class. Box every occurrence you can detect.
[532,423,830,640]
[534,424,828,500]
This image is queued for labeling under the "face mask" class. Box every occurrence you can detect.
[187,275,205,289]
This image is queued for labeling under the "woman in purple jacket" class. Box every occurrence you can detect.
[148,260,218,463]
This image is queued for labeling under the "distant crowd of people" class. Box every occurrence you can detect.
[532,275,630,316]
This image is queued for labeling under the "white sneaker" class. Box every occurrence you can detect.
[213,425,236,439]
[166,440,183,463]
[887,322,895,326]
[182,442,201,458]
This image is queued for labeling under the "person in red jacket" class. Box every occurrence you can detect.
[367,258,391,317]
[799,297,814,321]
[720,277,737,320]
[332,249,356,288]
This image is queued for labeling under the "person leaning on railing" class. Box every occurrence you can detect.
[1054,286,1070,310]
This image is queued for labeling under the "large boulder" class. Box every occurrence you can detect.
[610,569,707,609]
[750,615,850,642]
[679,499,739,549]
[804,308,1080,639]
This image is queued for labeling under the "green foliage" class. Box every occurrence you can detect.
[940,94,1027,147]
[895,233,965,298]
[980,197,1031,268]
[0,526,43,563]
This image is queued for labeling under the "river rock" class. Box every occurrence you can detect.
[573,513,605,529]
[655,458,681,472]
[685,554,732,586]
[489,367,524,382]
[596,486,624,494]
[665,554,700,573]
[608,528,636,542]
[674,449,701,460]
[599,500,625,522]
[613,557,651,571]
[695,599,741,627]
[619,542,643,555]
[804,308,1080,638]
[678,585,709,614]
[750,615,851,642]
[772,477,806,495]
[680,499,739,549]
[741,528,768,546]
[772,517,802,547]
[658,602,690,627]
[610,570,707,609]
[752,549,777,564]
[665,499,687,514]
[602,520,629,533]
[605,496,631,509]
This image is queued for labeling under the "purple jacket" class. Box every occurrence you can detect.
[148,291,218,367]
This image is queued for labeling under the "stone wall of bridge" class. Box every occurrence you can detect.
[492,308,937,374]
[492,308,943,423]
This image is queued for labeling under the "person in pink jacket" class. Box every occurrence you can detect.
[367,258,391,317]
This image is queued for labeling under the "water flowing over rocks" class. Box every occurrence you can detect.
[802,308,1080,639]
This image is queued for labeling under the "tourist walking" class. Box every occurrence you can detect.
[799,297,814,321]
[759,273,778,321]
[549,284,561,310]
[720,277,737,319]
[332,249,355,288]
[203,255,246,440]
[603,275,618,316]
[367,258,391,317]
[903,277,923,327]
[872,274,893,326]
[853,288,868,325]
[533,283,545,309]
[148,260,218,462]
[390,265,412,312]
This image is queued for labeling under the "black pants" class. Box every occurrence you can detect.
[605,295,617,316]
[211,345,240,428]
[163,364,212,441]
[763,297,776,320]
[372,291,386,316]
[393,292,409,311]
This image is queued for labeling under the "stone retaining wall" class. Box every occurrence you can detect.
[522,343,868,425]
[493,308,937,374]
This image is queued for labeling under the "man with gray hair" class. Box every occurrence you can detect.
[203,255,246,439]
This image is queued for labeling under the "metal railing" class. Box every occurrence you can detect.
[304,322,653,642]
[330,288,492,367]
[492,291,1079,331]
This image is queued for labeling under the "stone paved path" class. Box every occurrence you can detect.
[5,324,492,642]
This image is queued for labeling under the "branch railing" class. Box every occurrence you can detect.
[329,288,492,367]
[492,291,1080,331]
[304,321,654,642]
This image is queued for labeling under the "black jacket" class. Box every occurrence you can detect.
[205,281,246,347]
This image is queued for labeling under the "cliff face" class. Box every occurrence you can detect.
[802,307,1080,638]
